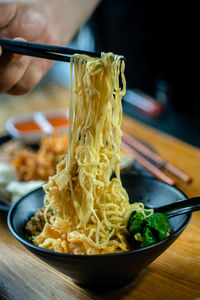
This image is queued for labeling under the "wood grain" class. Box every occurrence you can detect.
[0,86,200,300]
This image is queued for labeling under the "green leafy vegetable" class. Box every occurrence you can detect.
[127,210,170,248]
[128,212,145,234]
[30,216,35,223]
[141,226,156,247]
[26,227,33,233]
[146,213,169,240]
[25,234,34,242]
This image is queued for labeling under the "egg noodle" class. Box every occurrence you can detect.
[34,53,152,254]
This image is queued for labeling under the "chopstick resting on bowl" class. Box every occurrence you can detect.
[0,38,101,62]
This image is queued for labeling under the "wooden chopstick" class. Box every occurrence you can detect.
[122,131,192,183]
[121,140,176,186]
[0,38,100,62]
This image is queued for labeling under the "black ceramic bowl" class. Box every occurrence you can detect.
[7,174,191,288]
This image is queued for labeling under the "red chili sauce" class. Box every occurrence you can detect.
[14,120,41,132]
[14,116,69,132]
[47,116,69,127]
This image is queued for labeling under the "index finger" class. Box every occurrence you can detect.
[0,37,26,71]
[0,47,13,71]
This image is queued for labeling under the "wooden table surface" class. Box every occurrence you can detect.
[0,86,200,300]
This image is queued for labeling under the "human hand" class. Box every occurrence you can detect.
[0,0,100,95]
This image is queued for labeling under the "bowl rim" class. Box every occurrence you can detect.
[7,174,192,259]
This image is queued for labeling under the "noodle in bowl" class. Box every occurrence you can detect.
[8,174,191,287]
[7,53,192,287]
[33,53,152,255]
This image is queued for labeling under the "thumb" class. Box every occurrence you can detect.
[0,46,2,56]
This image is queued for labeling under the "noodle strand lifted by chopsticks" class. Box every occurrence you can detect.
[34,53,152,255]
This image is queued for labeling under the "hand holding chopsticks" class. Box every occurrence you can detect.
[0,38,101,95]
[121,131,192,185]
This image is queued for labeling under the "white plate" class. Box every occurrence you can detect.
[6,109,69,144]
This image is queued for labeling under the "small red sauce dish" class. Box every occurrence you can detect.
[6,109,69,144]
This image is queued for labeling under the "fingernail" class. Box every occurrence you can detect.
[13,37,27,42]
